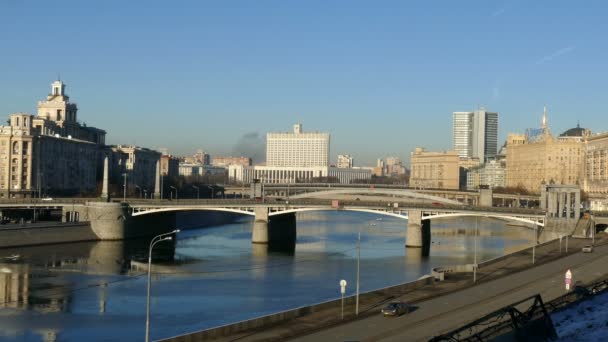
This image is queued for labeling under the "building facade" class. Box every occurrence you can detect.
[228,164,371,184]
[410,148,459,190]
[453,109,498,161]
[458,157,481,190]
[0,81,106,198]
[179,163,226,178]
[337,154,354,168]
[466,159,506,190]
[109,145,160,195]
[584,132,608,210]
[160,154,180,178]
[266,123,330,167]
[384,157,407,177]
[211,156,252,168]
[505,111,585,193]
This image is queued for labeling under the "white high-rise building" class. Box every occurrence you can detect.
[230,123,370,184]
[266,123,330,167]
[453,109,498,161]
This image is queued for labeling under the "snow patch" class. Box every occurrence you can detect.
[551,291,608,341]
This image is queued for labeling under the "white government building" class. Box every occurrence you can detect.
[230,124,371,184]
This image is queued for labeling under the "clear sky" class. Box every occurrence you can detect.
[1,0,606,165]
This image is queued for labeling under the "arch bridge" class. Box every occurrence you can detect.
[127,199,545,248]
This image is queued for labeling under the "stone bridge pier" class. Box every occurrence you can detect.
[251,208,297,248]
[65,202,176,240]
[252,208,270,244]
[406,210,430,253]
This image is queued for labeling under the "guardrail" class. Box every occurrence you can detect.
[429,277,608,341]
[429,294,557,341]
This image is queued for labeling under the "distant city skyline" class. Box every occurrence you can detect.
[1,1,605,165]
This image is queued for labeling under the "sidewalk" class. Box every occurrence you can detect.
[164,235,605,342]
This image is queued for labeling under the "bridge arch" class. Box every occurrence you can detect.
[268,208,409,220]
[288,189,463,205]
[421,213,544,227]
[131,207,256,217]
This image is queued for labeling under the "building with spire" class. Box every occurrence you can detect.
[505,106,586,193]
[0,80,106,197]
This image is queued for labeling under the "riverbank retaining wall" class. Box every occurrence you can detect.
[0,222,96,248]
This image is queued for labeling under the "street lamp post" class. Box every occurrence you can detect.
[144,189,148,199]
[122,173,128,202]
[532,224,537,264]
[169,186,177,200]
[473,217,478,283]
[207,185,214,199]
[135,185,141,198]
[145,229,180,342]
[192,185,199,199]
[355,230,361,316]
[355,221,376,316]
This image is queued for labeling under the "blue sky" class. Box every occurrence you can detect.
[0,0,606,165]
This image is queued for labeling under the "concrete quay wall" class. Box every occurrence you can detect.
[69,202,177,240]
[161,276,435,341]
[0,222,96,248]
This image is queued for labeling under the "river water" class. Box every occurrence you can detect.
[0,211,553,341]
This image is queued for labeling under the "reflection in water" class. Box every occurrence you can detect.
[250,244,268,279]
[0,211,552,341]
[405,247,423,265]
[0,238,177,342]
[0,238,176,310]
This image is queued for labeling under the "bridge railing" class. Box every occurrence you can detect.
[123,198,545,215]
[0,198,95,205]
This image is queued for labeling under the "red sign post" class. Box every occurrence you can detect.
[565,269,572,291]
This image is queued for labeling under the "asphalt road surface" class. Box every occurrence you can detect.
[288,242,608,342]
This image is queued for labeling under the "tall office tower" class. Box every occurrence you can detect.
[266,123,330,167]
[453,109,498,161]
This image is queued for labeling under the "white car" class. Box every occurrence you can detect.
[41,197,54,201]
[582,245,593,253]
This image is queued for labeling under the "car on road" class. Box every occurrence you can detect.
[381,302,410,317]
[582,245,593,253]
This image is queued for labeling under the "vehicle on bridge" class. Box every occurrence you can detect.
[381,302,411,317]
[582,245,593,253]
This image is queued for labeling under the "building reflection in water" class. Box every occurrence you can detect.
[0,237,176,341]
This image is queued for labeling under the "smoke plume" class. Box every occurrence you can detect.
[232,132,265,164]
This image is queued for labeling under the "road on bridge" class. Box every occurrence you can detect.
[285,238,608,342]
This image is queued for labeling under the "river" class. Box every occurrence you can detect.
[0,211,554,341]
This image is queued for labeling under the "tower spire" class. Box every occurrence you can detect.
[542,105,547,129]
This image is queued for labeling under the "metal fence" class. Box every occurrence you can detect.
[429,278,608,342]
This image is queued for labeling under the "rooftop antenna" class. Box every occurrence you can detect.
[57,72,61,81]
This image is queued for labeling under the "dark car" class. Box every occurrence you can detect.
[381,302,410,317]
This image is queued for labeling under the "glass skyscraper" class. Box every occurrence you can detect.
[453,109,498,161]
